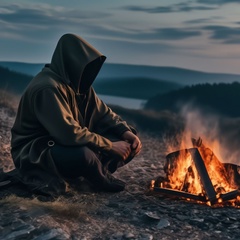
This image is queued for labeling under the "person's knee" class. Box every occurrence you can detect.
[51,145,98,166]
[51,145,101,178]
[78,147,100,167]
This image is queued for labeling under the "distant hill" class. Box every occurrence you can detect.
[0,63,183,99]
[2,61,240,102]
[0,62,44,76]
[0,66,32,94]
[0,66,181,99]
[99,64,240,85]
[93,77,182,99]
[0,61,240,86]
[145,82,240,118]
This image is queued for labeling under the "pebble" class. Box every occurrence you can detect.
[176,214,189,221]
[144,211,161,220]
[157,218,170,229]
[124,232,135,239]
[111,231,124,240]
[150,164,157,169]
[2,224,35,240]
[33,228,70,240]
[190,218,204,223]
[140,233,154,240]
[1,117,240,240]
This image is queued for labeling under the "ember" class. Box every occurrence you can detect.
[152,138,240,207]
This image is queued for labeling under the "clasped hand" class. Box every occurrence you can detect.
[111,131,142,161]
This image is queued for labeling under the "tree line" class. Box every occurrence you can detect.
[145,82,240,118]
[0,66,32,93]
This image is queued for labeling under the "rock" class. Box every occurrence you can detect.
[111,231,124,240]
[1,108,240,240]
[33,228,70,240]
[144,211,161,220]
[124,232,135,239]
[2,224,35,240]
[157,218,170,229]
[139,233,154,240]
[175,214,189,221]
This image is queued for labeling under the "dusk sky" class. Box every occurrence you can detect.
[1,0,240,74]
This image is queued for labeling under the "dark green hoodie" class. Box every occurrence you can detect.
[11,33,132,194]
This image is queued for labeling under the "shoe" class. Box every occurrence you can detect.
[101,172,126,192]
[108,156,134,173]
[107,159,124,174]
[85,171,126,193]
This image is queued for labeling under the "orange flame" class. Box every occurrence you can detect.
[154,137,240,207]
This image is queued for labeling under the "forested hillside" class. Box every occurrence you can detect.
[0,66,182,99]
[93,77,182,99]
[1,61,240,85]
[0,66,32,94]
[145,82,240,117]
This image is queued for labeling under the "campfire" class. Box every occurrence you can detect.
[151,138,240,207]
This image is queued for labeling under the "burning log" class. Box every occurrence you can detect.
[192,138,235,192]
[153,186,207,202]
[188,148,217,204]
[152,138,240,207]
[220,190,240,202]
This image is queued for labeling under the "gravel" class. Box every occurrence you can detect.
[1,106,240,240]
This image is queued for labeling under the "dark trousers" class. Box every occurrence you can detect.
[51,145,104,178]
[50,128,136,186]
[50,144,132,184]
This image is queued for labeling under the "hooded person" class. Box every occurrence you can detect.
[10,33,142,195]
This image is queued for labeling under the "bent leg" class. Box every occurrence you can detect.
[50,144,125,192]
[50,145,104,179]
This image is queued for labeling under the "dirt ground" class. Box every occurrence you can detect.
[1,106,240,240]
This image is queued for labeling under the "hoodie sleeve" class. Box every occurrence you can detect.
[91,89,133,137]
[32,86,112,150]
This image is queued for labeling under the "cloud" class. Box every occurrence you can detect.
[203,25,240,44]
[196,0,240,5]
[144,28,202,40]
[88,24,202,42]
[122,3,216,14]
[0,3,110,24]
[0,1,204,48]
[0,4,106,23]
[0,3,112,42]
[184,17,222,25]
[1,1,239,70]
[122,5,173,13]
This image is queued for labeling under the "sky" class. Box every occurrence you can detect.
[0,0,240,74]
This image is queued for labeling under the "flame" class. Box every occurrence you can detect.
[154,137,240,207]
[164,150,202,194]
[153,108,240,206]
[197,142,236,194]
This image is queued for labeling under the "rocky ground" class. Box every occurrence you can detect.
[1,105,240,240]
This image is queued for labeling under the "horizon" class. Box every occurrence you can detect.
[1,60,240,76]
[4,58,240,75]
[0,1,240,74]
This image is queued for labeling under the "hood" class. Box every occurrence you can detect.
[50,33,106,93]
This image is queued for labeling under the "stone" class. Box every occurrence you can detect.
[157,218,170,229]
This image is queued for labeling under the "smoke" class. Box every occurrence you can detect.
[178,103,240,165]
[181,104,220,148]
[217,117,240,165]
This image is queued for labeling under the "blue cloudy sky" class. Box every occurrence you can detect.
[0,0,240,74]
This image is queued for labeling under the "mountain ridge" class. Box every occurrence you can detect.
[0,61,240,85]
[0,65,181,99]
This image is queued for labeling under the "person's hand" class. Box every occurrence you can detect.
[111,141,131,161]
[121,131,142,157]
